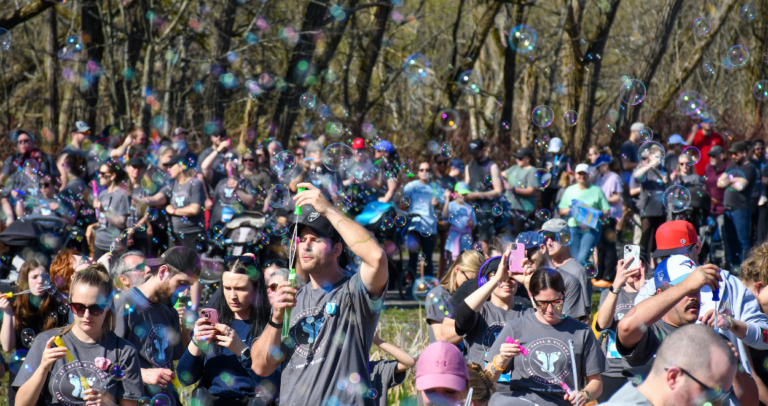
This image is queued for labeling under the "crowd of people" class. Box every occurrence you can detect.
[0,118,767,406]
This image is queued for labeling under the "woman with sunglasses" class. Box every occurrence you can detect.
[425,249,483,343]
[557,163,610,265]
[629,144,668,263]
[1,259,69,405]
[209,152,257,231]
[124,157,152,254]
[89,161,130,259]
[178,256,276,405]
[453,249,532,385]
[14,264,143,406]
[240,149,272,193]
[668,152,707,232]
[31,175,76,224]
[485,267,606,406]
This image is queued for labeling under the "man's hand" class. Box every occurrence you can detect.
[293,183,334,216]
[216,139,231,153]
[141,368,173,388]
[205,197,213,211]
[270,281,297,324]
[680,264,722,294]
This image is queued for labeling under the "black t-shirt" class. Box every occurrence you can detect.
[724,160,759,210]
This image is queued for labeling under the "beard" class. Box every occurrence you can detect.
[301,252,334,276]
[155,280,175,306]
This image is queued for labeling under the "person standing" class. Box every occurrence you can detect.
[442,182,476,261]
[719,141,759,268]
[619,123,645,184]
[663,134,687,174]
[703,145,728,263]
[750,140,768,244]
[125,157,151,254]
[592,154,622,282]
[541,219,591,316]
[91,161,130,259]
[465,139,503,253]
[629,144,668,262]
[199,129,230,189]
[557,164,610,264]
[434,153,458,277]
[504,147,538,233]
[686,118,725,176]
[0,129,58,186]
[539,138,572,213]
[403,161,449,276]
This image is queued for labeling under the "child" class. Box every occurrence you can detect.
[443,182,477,261]
[370,331,416,406]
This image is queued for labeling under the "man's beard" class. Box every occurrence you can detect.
[301,254,334,276]
[155,280,175,306]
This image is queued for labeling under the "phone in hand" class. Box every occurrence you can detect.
[508,243,526,275]
[624,245,641,269]
[199,308,219,325]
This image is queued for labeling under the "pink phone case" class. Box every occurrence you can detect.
[508,243,526,274]
[199,308,219,325]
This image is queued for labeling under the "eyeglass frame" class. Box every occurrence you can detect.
[665,367,733,404]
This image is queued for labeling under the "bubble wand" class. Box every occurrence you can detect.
[54,336,92,391]
[92,180,99,220]
[3,280,55,299]
[462,387,474,406]
[283,187,305,339]
[568,339,578,393]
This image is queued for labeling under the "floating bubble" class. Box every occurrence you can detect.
[492,205,503,216]
[532,105,554,127]
[458,70,482,95]
[382,217,394,229]
[508,25,537,54]
[427,140,440,154]
[400,196,410,208]
[437,109,460,130]
[412,276,438,303]
[620,79,646,105]
[367,388,378,399]
[400,324,424,356]
[58,305,69,314]
[400,162,413,174]
[727,45,749,67]
[753,80,768,101]
[725,169,747,192]
[677,91,705,117]
[109,362,128,381]
[532,169,552,190]
[460,234,473,247]
[702,61,716,76]
[138,397,152,406]
[147,208,159,221]
[0,28,10,51]
[637,128,652,143]
[299,92,316,109]
[564,110,579,126]
[473,242,483,252]
[540,230,559,245]
[405,53,430,81]
[584,263,598,279]
[638,141,665,168]
[741,5,757,21]
[537,209,551,222]
[21,329,35,348]
[681,146,701,166]
[553,301,571,320]
[395,215,407,227]
[150,394,172,406]
[440,143,453,158]
[270,150,297,179]
[268,184,290,208]
[558,228,572,246]
[693,17,710,35]
[322,143,354,172]
[663,185,691,213]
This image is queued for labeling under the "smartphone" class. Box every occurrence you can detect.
[508,243,527,275]
[624,245,641,269]
[199,308,219,325]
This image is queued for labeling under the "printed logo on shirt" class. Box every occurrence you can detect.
[614,303,634,321]
[521,338,573,386]
[50,361,109,406]
[289,307,328,357]
[172,190,189,208]
[144,324,175,368]
[482,322,505,351]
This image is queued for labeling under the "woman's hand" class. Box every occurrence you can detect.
[81,388,102,406]
[193,318,217,344]
[699,309,734,330]
[497,340,521,365]
[165,205,176,216]
[227,178,239,189]
[564,391,586,406]
[0,296,11,314]
[93,199,102,211]
[613,258,640,290]
[214,324,247,354]
[491,246,512,285]
[40,337,69,371]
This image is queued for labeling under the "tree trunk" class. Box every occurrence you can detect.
[517,65,537,147]
[82,0,104,128]
[138,44,154,133]
[43,7,59,142]
[352,3,392,131]
[0,0,55,31]
[207,0,237,123]
[500,4,524,149]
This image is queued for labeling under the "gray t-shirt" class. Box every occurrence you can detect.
[210,177,256,227]
[598,289,637,378]
[630,168,666,218]
[12,328,144,405]
[561,271,588,320]
[616,319,677,367]
[600,381,653,406]
[94,188,131,251]
[369,360,406,406]
[425,286,453,343]
[463,302,531,366]
[485,312,607,406]
[164,178,206,234]
[114,287,185,403]
[128,186,150,239]
[280,272,383,406]
[34,195,75,220]
[557,259,591,316]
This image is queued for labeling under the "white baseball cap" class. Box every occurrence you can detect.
[668,134,687,145]
[574,163,590,173]
[630,122,645,131]
[548,137,563,153]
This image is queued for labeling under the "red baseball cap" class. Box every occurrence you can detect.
[352,137,366,150]
[415,342,469,392]
[652,220,698,258]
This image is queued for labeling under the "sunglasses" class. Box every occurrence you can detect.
[264,259,287,268]
[419,168,431,172]
[268,283,279,292]
[243,158,255,162]
[435,161,448,165]
[41,183,51,187]
[70,302,108,317]
[17,139,31,144]
[532,298,564,310]
[98,171,112,177]
[223,255,256,264]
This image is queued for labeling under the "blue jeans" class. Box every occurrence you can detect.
[569,226,601,264]
[724,208,751,266]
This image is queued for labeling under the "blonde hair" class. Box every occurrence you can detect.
[62,264,116,335]
[741,242,768,287]
[439,250,484,292]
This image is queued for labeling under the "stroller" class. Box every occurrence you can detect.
[0,214,73,281]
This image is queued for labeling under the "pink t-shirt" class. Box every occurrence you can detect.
[594,171,623,219]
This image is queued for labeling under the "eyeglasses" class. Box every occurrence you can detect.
[41,183,51,187]
[264,259,287,268]
[17,139,31,144]
[667,367,733,404]
[243,158,255,162]
[419,168,431,173]
[268,283,279,292]
[223,255,256,264]
[70,302,107,317]
[532,298,564,310]
[98,172,112,177]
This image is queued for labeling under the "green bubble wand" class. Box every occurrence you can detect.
[283,187,305,339]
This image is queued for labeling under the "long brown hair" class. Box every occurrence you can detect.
[13,259,59,333]
[61,264,116,335]
[439,250,484,292]
[467,362,496,403]
[50,248,80,295]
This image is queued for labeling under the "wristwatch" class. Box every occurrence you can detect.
[609,285,621,294]
[239,347,251,362]
[580,390,591,402]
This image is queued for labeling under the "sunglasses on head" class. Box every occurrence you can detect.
[70,302,107,316]
[223,255,256,264]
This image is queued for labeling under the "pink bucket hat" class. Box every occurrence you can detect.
[415,342,469,392]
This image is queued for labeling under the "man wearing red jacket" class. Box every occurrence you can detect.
[686,118,724,176]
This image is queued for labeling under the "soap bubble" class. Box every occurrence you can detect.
[725,169,747,192]
[270,150,297,180]
[147,208,159,221]
[400,162,413,174]
[537,209,551,222]
[109,362,128,381]
[138,397,152,406]
[585,263,598,278]
[564,110,579,126]
[322,143,354,172]
[150,394,172,406]
[404,53,430,81]
[400,196,410,208]
[0,28,10,51]
[727,45,749,67]
[382,217,394,229]
[681,146,701,166]
[21,329,35,348]
[400,324,424,356]
[663,185,692,213]
[532,105,554,127]
[412,276,438,303]
[58,305,69,314]
[492,205,503,216]
[299,92,316,109]
[508,25,537,54]
[268,184,290,208]
[440,142,453,158]
[677,91,705,117]
[554,301,571,319]
[693,17,710,35]
[637,128,652,143]
[532,169,552,190]
[638,142,665,168]
[367,388,378,399]
[558,228,573,246]
[458,70,482,95]
[395,215,407,227]
[753,80,768,101]
[741,5,757,21]
[620,79,646,105]
[437,109,460,130]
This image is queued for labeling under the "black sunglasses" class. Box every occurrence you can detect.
[41,183,51,187]
[243,158,255,162]
[224,255,256,264]
[268,283,279,292]
[70,302,107,317]
[263,259,287,268]
[98,171,112,177]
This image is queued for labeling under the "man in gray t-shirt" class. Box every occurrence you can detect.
[94,187,130,255]
[251,185,389,406]
[542,219,592,316]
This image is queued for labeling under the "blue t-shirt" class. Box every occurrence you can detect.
[402,180,446,235]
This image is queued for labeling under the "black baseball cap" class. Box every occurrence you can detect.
[728,141,749,153]
[707,145,724,156]
[468,139,485,154]
[294,204,340,243]
[479,256,502,280]
[514,147,534,160]
[127,157,146,167]
[145,246,201,275]
[167,155,188,166]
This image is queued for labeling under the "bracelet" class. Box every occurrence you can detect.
[492,355,507,372]
[725,314,734,330]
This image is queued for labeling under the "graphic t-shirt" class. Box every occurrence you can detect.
[484,312,607,406]
[460,302,531,367]
[114,287,185,403]
[556,259,591,316]
[402,180,446,236]
[279,273,383,406]
[425,286,453,343]
[163,178,206,234]
[597,288,638,378]
[724,160,759,210]
[12,328,144,406]
[210,177,256,227]
[94,188,130,251]
[444,201,476,255]
[369,360,406,406]
[503,165,537,213]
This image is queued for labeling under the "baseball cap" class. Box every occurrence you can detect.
[630,122,645,131]
[415,341,469,392]
[352,137,366,150]
[296,133,314,140]
[454,182,470,195]
[668,134,687,145]
[654,255,698,289]
[294,204,340,242]
[145,246,202,275]
[591,154,613,168]
[450,159,464,172]
[574,163,590,173]
[652,220,698,258]
[547,137,563,153]
[728,141,749,153]
[468,139,485,154]
[514,147,534,160]
[167,155,189,167]
[71,121,90,133]
[515,231,544,250]
[372,140,394,154]
[541,218,568,233]
[172,127,188,137]
[127,157,147,167]
[707,145,725,156]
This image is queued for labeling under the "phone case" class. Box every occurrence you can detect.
[199,308,219,325]
[508,243,526,274]
[624,245,640,268]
